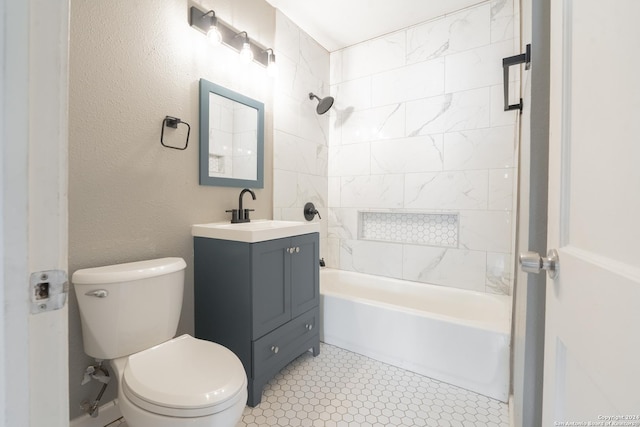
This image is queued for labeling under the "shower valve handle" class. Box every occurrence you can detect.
[304,202,321,221]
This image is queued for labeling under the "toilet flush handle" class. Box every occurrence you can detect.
[85,289,108,298]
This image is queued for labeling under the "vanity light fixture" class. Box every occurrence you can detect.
[202,10,222,45]
[189,5,275,72]
[264,48,278,77]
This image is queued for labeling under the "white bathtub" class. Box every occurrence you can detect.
[319,268,511,402]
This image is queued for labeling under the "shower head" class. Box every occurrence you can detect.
[309,92,334,115]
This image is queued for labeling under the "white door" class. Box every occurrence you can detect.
[542,0,640,422]
[1,0,69,425]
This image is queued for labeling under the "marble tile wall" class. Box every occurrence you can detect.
[273,11,330,253]
[208,94,234,177]
[327,0,520,295]
[208,94,259,180]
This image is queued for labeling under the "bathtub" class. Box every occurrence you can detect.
[319,268,511,402]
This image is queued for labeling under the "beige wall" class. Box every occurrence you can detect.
[68,0,275,418]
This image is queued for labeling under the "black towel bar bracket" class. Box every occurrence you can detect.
[502,44,531,113]
[161,116,190,150]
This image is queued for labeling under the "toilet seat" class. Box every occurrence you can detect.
[122,334,247,418]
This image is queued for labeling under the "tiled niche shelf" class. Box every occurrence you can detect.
[208,154,226,175]
[359,211,459,248]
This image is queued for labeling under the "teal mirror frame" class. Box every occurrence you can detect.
[199,78,265,188]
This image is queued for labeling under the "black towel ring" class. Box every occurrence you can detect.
[160,116,190,150]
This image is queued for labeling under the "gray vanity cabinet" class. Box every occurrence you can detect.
[194,232,320,406]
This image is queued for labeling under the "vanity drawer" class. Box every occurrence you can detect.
[252,308,318,376]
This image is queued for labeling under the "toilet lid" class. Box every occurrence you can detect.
[123,335,247,417]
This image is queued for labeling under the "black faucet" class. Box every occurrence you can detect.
[226,188,256,223]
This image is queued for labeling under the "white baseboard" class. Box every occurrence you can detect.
[69,400,122,427]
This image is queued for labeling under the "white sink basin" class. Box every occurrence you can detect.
[192,220,320,243]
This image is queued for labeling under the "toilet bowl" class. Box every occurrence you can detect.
[112,335,247,427]
[73,258,247,427]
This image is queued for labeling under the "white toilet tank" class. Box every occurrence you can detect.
[73,257,187,360]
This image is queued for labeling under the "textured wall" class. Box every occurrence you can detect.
[68,0,275,419]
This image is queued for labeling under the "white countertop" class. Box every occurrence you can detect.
[192,219,320,243]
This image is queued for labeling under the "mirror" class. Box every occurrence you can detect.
[199,78,264,187]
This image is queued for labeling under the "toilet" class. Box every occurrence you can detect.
[73,257,247,427]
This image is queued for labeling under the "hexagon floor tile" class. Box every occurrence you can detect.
[237,343,508,427]
[114,343,509,427]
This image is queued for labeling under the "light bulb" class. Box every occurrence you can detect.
[240,41,253,63]
[207,25,222,45]
[202,11,222,45]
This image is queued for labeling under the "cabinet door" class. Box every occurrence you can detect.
[251,238,291,339]
[290,233,319,318]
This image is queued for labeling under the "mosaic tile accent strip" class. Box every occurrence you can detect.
[360,212,459,248]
